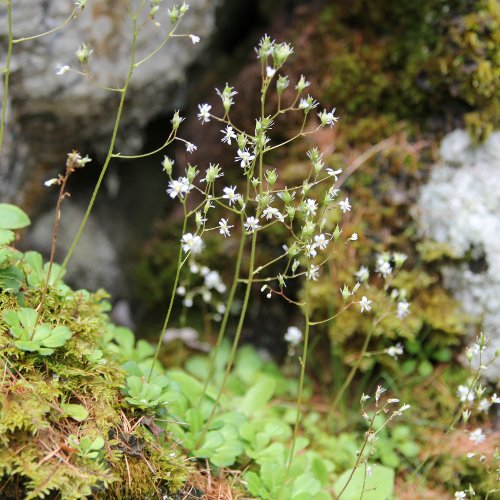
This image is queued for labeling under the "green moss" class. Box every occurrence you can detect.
[0,234,189,498]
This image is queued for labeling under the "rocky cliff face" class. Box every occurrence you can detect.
[0,0,216,203]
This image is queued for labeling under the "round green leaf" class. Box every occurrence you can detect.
[0,204,30,230]
[418,360,433,377]
[61,403,89,422]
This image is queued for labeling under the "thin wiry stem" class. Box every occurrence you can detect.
[57,10,142,279]
[0,0,13,152]
[147,215,188,382]
[12,7,79,44]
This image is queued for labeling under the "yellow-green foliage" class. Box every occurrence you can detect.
[318,0,499,141]
[0,244,188,498]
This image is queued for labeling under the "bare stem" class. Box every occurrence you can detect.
[0,0,13,152]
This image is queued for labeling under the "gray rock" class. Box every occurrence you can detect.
[0,0,216,203]
[24,203,124,294]
[418,130,500,383]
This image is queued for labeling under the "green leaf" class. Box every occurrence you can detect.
[167,370,203,405]
[90,436,104,450]
[239,376,276,416]
[418,360,433,377]
[381,449,400,468]
[244,471,269,498]
[291,473,321,499]
[391,425,410,441]
[401,359,417,376]
[32,325,52,343]
[0,266,23,293]
[398,441,420,458]
[61,403,89,422]
[334,465,395,500]
[312,457,329,485]
[0,204,30,230]
[194,430,224,457]
[432,348,452,362]
[17,308,38,332]
[41,325,72,347]
[0,228,14,245]
[260,462,285,492]
[15,340,44,352]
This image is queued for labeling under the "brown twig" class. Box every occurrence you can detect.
[33,151,88,336]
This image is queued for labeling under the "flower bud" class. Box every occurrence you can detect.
[265,169,277,186]
[75,43,92,66]
[162,156,174,175]
[276,75,289,95]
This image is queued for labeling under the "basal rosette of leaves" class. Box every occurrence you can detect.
[0,205,188,499]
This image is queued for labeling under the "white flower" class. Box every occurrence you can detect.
[454,491,466,500]
[176,285,186,296]
[222,186,241,206]
[236,149,255,169]
[216,84,238,110]
[469,428,486,445]
[244,216,261,233]
[189,34,200,44]
[304,243,317,258]
[375,385,386,402]
[307,264,320,281]
[295,75,310,91]
[359,296,372,313]
[266,66,276,78]
[339,197,351,213]
[55,64,70,75]
[354,266,369,282]
[314,233,329,251]
[477,398,491,413]
[202,163,223,183]
[348,233,358,242]
[167,177,192,199]
[397,403,411,414]
[181,233,204,254]
[326,187,340,201]
[298,96,319,111]
[303,198,318,217]
[385,343,404,359]
[326,168,342,181]
[218,218,233,237]
[221,125,237,145]
[318,108,339,127]
[204,270,223,290]
[185,142,197,153]
[376,255,393,279]
[466,452,475,459]
[457,385,475,403]
[491,393,500,404]
[197,103,211,123]
[44,178,59,187]
[262,206,283,221]
[397,300,410,319]
[284,326,302,345]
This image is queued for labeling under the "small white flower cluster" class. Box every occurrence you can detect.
[384,342,404,359]
[176,262,226,320]
[284,326,302,346]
